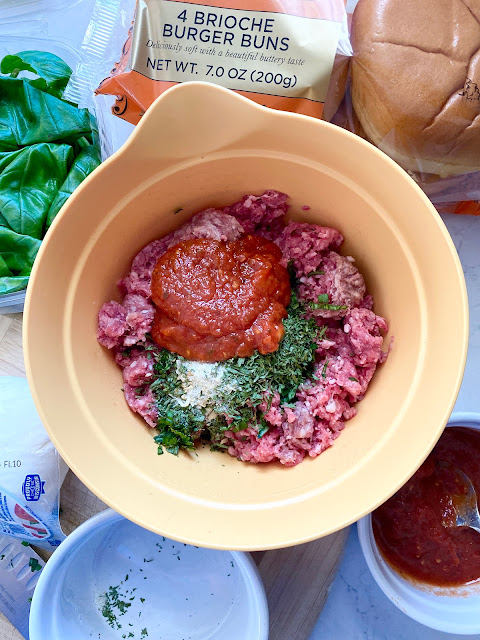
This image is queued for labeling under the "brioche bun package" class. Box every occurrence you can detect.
[66,0,480,214]
[66,0,349,121]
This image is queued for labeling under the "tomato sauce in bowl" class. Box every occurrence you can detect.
[151,236,291,362]
[372,427,480,586]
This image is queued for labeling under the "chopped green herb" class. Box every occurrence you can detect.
[307,270,325,277]
[348,377,358,382]
[28,558,41,572]
[310,293,347,312]
[257,421,270,438]
[100,585,132,630]
[140,597,145,603]
[322,359,329,379]
[148,286,326,455]
[21,541,30,547]
[141,629,148,638]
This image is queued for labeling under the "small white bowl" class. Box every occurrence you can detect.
[358,411,480,635]
[29,509,269,640]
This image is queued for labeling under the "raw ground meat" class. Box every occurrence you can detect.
[123,383,158,428]
[298,252,366,320]
[224,189,288,234]
[275,222,343,276]
[97,294,154,349]
[97,191,390,465]
[118,210,244,299]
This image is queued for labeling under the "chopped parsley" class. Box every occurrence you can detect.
[310,293,347,312]
[101,585,132,630]
[307,269,325,277]
[348,377,358,382]
[28,558,41,572]
[257,420,270,439]
[148,290,326,455]
[321,359,329,379]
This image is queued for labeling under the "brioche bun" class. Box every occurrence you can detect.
[350,0,480,177]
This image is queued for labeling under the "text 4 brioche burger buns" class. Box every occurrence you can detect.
[350,0,480,177]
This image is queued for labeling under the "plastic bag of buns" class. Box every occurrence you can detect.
[66,0,349,125]
[324,0,480,215]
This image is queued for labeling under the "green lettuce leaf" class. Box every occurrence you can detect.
[1,51,73,101]
[0,275,30,295]
[0,143,73,238]
[47,145,101,228]
[0,226,41,294]
[0,78,92,151]
[0,226,41,273]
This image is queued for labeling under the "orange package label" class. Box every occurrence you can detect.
[96,0,346,124]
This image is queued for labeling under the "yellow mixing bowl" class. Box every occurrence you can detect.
[24,82,468,550]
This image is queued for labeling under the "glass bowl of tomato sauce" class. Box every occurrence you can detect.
[358,412,480,635]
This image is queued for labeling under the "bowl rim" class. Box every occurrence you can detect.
[29,508,269,640]
[358,411,480,635]
[23,81,469,550]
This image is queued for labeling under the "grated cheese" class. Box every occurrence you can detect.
[174,360,235,413]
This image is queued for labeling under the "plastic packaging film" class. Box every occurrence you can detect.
[0,4,112,312]
[66,0,348,122]
[327,0,480,215]
[0,378,67,550]
[67,0,480,215]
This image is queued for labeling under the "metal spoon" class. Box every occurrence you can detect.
[438,460,480,534]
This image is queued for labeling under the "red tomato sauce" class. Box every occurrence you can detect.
[150,236,291,362]
[373,427,480,586]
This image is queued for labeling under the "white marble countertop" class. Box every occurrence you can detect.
[11,4,480,638]
[311,213,480,640]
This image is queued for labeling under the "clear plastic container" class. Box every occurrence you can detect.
[0,35,83,315]
[0,35,82,81]
[0,0,81,22]
[0,290,27,315]
[0,7,115,314]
